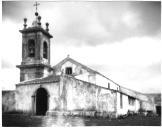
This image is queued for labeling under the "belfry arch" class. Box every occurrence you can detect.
[43,41,48,59]
[28,39,35,57]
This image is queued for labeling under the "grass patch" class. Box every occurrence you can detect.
[2,114,161,126]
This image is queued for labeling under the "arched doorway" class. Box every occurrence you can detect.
[36,88,48,115]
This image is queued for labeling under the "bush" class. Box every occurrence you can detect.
[138,108,146,113]
[127,110,134,116]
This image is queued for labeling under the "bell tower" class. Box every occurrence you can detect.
[17,3,53,82]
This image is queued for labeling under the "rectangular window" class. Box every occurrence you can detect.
[65,67,72,75]
[128,96,135,106]
[120,93,123,108]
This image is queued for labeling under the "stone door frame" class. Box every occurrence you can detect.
[32,86,50,115]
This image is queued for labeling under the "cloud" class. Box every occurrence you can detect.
[1,68,19,90]
[130,1,161,36]
[1,20,22,70]
[140,75,162,93]
[1,59,14,68]
[122,11,140,28]
[89,63,161,93]
[51,36,161,69]
[2,1,33,22]
[2,1,161,47]
[146,63,161,77]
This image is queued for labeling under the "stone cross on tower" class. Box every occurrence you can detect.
[34,1,40,12]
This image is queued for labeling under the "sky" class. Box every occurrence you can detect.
[1,1,161,93]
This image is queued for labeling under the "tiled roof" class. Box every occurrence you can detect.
[16,75,60,85]
[53,57,152,102]
[119,86,150,102]
[53,56,120,85]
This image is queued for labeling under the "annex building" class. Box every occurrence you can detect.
[2,9,156,117]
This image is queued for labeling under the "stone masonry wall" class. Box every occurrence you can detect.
[2,91,16,113]
[60,75,117,114]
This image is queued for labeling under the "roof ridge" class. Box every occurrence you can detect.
[53,57,69,68]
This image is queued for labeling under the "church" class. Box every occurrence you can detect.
[2,6,156,117]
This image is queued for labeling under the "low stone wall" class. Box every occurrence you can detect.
[2,91,16,113]
[46,110,116,118]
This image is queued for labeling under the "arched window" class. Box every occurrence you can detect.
[28,39,35,57]
[43,41,48,59]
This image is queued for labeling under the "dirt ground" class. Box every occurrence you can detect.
[2,114,161,126]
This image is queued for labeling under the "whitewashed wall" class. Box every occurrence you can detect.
[56,61,96,84]
[116,92,128,115]
[55,60,143,116]
[95,74,119,90]
[15,82,60,113]
[116,92,140,116]
[56,61,120,91]
[135,99,140,112]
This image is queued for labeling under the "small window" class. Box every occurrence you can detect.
[28,39,35,57]
[43,41,48,59]
[65,67,72,75]
[120,93,123,108]
[128,96,135,106]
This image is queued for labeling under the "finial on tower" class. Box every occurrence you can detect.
[45,22,49,32]
[23,18,27,29]
[38,16,41,26]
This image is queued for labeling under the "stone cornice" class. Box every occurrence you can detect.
[19,27,53,38]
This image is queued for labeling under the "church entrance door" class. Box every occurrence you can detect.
[36,88,48,115]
